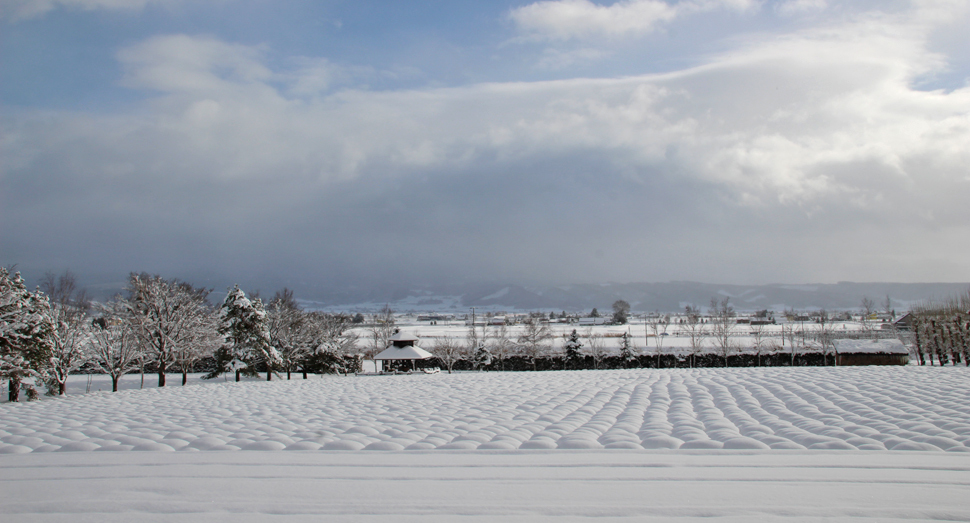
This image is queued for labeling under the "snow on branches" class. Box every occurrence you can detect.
[219,285,281,380]
[1,267,55,401]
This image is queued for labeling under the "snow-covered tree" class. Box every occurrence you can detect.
[40,271,92,395]
[172,308,219,385]
[306,312,360,375]
[1,268,54,401]
[267,288,315,379]
[473,341,492,370]
[647,315,668,368]
[619,331,638,366]
[517,317,552,371]
[432,336,465,374]
[219,285,280,381]
[368,304,395,358]
[90,298,142,392]
[583,328,608,369]
[126,273,212,387]
[563,329,582,369]
[488,323,514,371]
[860,296,877,338]
[710,297,736,367]
[682,306,705,368]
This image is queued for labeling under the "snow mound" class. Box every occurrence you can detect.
[2,367,969,454]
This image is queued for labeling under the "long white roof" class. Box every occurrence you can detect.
[832,338,908,354]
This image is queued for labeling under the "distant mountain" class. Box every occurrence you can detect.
[300,281,970,313]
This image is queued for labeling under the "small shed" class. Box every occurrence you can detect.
[833,338,909,366]
[893,312,915,331]
[373,330,434,372]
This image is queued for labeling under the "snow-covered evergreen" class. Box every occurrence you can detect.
[564,329,583,368]
[0,268,54,401]
[219,285,281,381]
[474,342,493,369]
[619,331,638,364]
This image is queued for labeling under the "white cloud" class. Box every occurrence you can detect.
[509,0,677,41]
[508,0,758,41]
[117,35,273,94]
[4,4,970,285]
[0,0,177,20]
[775,0,827,17]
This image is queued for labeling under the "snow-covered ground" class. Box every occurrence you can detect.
[3,367,970,520]
[362,318,874,353]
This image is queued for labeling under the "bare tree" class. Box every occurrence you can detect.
[172,309,219,385]
[488,322,515,371]
[682,306,705,368]
[583,327,608,369]
[750,321,767,366]
[816,309,834,365]
[431,336,465,374]
[710,297,736,367]
[860,296,876,338]
[40,271,92,395]
[782,322,799,365]
[647,314,668,368]
[266,288,321,379]
[90,298,142,392]
[368,304,395,357]
[517,317,552,371]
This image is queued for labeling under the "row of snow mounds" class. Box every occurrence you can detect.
[2,367,970,454]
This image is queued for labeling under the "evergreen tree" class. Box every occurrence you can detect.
[474,342,492,370]
[219,285,281,381]
[564,329,583,369]
[1,268,55,401]
[619,331,638,367]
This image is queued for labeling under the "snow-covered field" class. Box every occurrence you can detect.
[3,367,970,521]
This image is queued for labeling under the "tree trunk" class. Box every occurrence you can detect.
[287,370,291,380]
[235,369,241,382]
[112,375,119,392]
[158,360,166,387]
[267,370,272,381]
[182,371,188,386]
[9,376,20,402]
[302,370,307,379]
[59,380,66,395]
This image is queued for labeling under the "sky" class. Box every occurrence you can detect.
[2,0,969,297]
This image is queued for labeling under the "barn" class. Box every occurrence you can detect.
[833,338,910,366]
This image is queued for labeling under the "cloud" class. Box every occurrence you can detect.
[0,0,177,20]
[508,0,758,41]
[117,35,273,94]
[775,0,827,17]
[3,5,970,289]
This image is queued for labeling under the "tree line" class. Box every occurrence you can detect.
[909,289,970,366]
[410,297,850,374]
[1,269,359,401]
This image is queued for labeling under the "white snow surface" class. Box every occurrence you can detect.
[833,338,909,354]
[3,367,970,520]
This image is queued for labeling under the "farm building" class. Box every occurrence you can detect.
[832,338,909,366]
